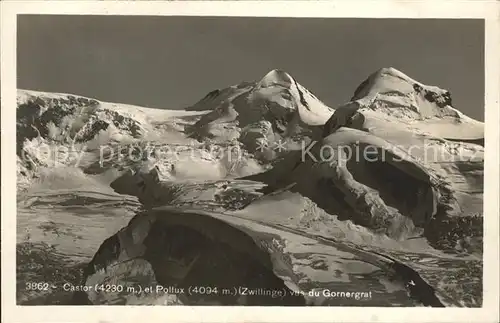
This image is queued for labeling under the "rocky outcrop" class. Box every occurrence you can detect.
[17,91,144,148]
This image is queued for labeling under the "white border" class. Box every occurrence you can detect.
[1,1,499,323]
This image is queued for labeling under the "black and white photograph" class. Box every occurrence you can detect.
[2,1,500,322]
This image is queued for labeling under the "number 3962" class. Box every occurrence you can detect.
[25,282,49,291]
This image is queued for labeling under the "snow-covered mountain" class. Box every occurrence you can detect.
[16,68,483,307]
[186,69,334,161]
[260,67,483,245]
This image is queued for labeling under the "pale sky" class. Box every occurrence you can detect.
[18,16,484,121]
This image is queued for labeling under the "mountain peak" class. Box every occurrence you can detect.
[351,67,454,108]
[374,67,412,80]
[257,69,294,88]
[352,67,415,100]
[329,67,484,140]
